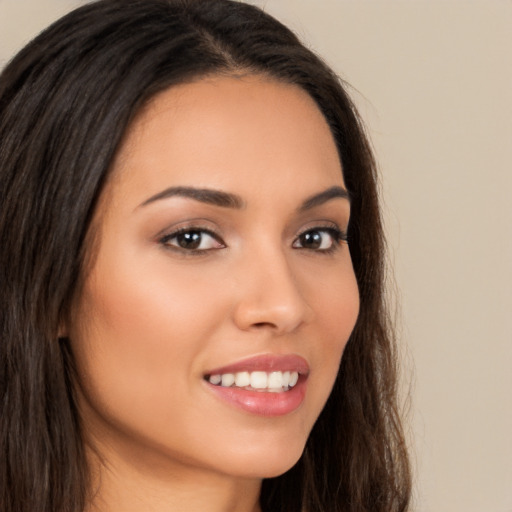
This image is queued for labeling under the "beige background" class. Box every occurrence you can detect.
[1,1,511,511]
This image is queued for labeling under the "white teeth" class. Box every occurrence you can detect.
[235,371,250,387]
[207,370,300,392]
[221,373,235,387]
[209,374,222,385]
[267,371,283,389]
[250,371,268,389]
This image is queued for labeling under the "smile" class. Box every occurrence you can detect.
[206,370,300,392]
[204,354,309,416]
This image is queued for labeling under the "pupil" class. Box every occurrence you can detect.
[301,231,321,249]
[178,231,201,249]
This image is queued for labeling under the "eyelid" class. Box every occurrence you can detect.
[153,217,218,240]
[295,220,347,239]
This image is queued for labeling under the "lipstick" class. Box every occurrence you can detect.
[204,354,309,417]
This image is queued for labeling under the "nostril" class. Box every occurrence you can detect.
[252,322,276,329]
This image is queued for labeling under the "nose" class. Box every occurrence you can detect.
[231,248,312,335]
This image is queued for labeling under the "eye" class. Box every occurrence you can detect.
[292,227,347,252]
[160,228,225,252]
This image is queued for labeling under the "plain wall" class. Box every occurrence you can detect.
[1,1,511,511]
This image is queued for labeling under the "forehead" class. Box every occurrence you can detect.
[107,74,344,206]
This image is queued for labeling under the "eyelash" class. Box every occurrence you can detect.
[293,225,348,254]
[158,225,348,255]
[159,226,224,255]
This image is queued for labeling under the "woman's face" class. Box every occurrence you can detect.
[68,75,359,481]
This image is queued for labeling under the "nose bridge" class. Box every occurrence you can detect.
[232,237,311,334]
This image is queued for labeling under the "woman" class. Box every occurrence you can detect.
[0,0,411,511]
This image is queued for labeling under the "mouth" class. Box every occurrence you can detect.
[203,354,309,416]
[205,370,300,393]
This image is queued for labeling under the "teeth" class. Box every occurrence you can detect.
[235,371,250,387]
[221,373,235,387]
[209,374,222,385]
[267,371,283,388]
[250,371,267,389]
[207,370,300,392]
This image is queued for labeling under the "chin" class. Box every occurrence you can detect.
[213,434,307,480]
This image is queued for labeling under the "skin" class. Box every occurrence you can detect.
[66,75,360,512]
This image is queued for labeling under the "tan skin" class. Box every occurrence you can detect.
[65,75,359,512]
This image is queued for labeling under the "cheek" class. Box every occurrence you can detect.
[309,256,360,339]
[69,258,228,421]
[298,262,359,419]
[82,255,225,349]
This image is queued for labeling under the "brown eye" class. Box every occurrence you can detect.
[299,231,324,249]
[175,231,203,249]
[161,229,224,251]
[293,228,345,251]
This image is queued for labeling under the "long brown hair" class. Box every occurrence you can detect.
[0,1,410,510]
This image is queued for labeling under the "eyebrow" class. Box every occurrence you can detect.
[298,185,350,212]
[139,184,349,211]
[139,186,245,209]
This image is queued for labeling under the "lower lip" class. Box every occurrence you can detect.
[206,377,307,417]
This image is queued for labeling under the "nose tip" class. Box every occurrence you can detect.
[232,257,311,335]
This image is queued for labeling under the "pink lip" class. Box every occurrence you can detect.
[205,353,310,376]
[204,354,309,417]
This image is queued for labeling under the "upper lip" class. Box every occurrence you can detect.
[205,354,310,376]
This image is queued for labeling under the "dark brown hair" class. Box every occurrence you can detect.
[0,1,410,510]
